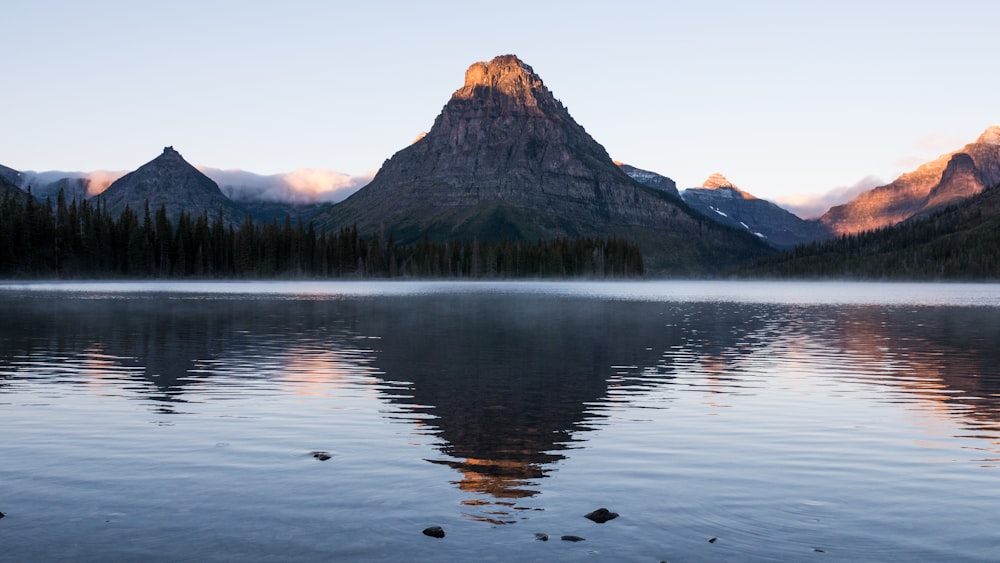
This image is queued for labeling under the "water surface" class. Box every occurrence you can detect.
[2,281,999,561]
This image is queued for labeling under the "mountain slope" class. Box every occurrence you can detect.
[617,163,680,198]
[682,173,832,247]
[97,147,249,224]
[317,55,770,274]
[743,182,1000,279]
[820,126,1000,235]
[1,172,24,201]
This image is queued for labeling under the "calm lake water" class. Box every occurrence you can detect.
[1,281,999,562]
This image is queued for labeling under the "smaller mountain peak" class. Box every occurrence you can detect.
[976,125,1000,145]
[702,173,736,190]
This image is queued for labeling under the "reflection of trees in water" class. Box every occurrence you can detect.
[3,292,999,520]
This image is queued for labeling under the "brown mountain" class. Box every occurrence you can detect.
[682,173,832,247]
[317,55,768,273]
[820,125,1000,236]
[97,147,249,224]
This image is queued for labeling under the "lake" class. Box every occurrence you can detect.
[1,280,999,562]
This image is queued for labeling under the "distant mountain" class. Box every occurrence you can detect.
[617,163,680,198]
[743,181,1000,279]
[317,54,770,274]
[1,171,24,201]
[820,125,1000,236]
[682,173,832,247]
[0,163,22,188]
[97,147,249,224]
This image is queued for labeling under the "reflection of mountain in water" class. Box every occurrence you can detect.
[353,295,771,523]
[3,290,1000,521]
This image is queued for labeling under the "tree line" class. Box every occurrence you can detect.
[737,186,1000,280]
[0,190,644,279]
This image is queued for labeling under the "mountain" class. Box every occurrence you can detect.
[1,171,24,201]
[617,163,680,198]
[97,147,249,224]
[743,180,1000,280]
[0,163,22,188]
[820,125,1000,236]
[317,54,769,273]
[682,173,832,247]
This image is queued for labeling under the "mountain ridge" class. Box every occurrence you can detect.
[317,54,769,273]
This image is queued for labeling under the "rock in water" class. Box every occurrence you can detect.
[310,451,331,461]
[560,535,586,542]
[534,533,549,541]
[584,507,619,523]
[422,526,445,538]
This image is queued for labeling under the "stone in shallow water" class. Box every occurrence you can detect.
[534,533,548,541]
[423,526,445,538]
[561,535,585,542]
[584,507,619,523]
[310,451,332,461]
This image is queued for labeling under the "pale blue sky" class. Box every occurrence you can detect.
[3,0,997,209]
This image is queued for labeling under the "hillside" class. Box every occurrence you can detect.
[742,183,1000,280]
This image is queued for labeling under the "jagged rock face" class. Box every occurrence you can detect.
[682,174,832,248]
[320,55,768,273]
[821,126,1000,236]
[98,147,248,224]
[618,163,680,197]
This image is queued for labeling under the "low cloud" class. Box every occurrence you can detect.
[85,170,128,195]
[200,167,375,204]
[774,175,883,219]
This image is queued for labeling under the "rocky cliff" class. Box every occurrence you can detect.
[682,173,832,247]
[617,163,680,198]
[318,55,769,273]
[820,125,1000,235]
[97,147,249,224]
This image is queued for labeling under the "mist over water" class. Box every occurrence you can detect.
[1,281,999,561]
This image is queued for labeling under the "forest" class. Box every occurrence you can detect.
[739,185,1000,280]
[0,190,644,279]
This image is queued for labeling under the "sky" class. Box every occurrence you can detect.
[3,0,998,216]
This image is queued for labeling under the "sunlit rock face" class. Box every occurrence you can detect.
[97,147,249,225]
[820,126,1000,236]
[681,174,833,248]
[317,54,769,273]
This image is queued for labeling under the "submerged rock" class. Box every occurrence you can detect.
[423,526,445,538]
[534,533,549,541]
[560,535,586,542]
[584,507,619,523]
[708,536,718,543]
[310,451,332,461]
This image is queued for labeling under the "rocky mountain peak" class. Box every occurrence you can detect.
[702,173,735,189]
[699,173,755,200]
[97,147,247,224]
[977,125,1000,145]
[451,54,555,111]
[318,54,769,273]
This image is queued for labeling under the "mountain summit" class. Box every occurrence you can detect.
[682,174,831,248]
[319,55,767,273]
[820,126,1000,236]
[98,147,248,224]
